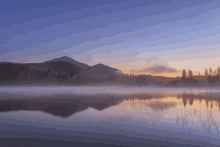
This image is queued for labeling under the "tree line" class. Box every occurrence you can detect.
[182,67,220,78]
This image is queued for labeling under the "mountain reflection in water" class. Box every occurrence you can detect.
[0,95,124,118]
[1,87,220,147]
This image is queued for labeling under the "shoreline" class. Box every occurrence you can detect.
[0,82,220,89]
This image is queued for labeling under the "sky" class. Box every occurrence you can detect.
[1,0,220,75]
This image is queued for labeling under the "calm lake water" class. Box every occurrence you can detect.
[0,86,220,147]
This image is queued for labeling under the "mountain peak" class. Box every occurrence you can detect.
[60,56,67,58]
[60,56,75,61]
[44,56,90,69]
[61,56,68,58]
[44,56,74,63]
[95,63,106,67]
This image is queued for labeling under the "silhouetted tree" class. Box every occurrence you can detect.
[204,68,208,76]
[66,73,69,79]
[182,97,187,107]
[51,72,55,77]
[209,67,212,76]
[214,69,217,76]
[169,79,181,85]
[58,73,61,78]
[217,67,220,76]
[206,100,209,108]
[189,97,194,106]
[70,72,73,78]
[182,69,186,78]
[188,70,193,78]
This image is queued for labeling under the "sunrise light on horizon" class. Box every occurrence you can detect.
[1,0,220,76]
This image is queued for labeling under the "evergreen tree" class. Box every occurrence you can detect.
[209,67,212,76]
[217,67,220,76]
[204,68,208,76]
[214,69,217,76]
[182,69,186,78]
[70,72,73,78]
[188,70,193,78]
[65,73,69,79]
[58,73,61,78]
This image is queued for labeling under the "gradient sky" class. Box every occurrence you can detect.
[1,0,220,74]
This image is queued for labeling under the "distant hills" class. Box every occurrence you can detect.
[0,56,124,84]
[43,56,90,69]
[86,63,123,78]
[1,56,218,86]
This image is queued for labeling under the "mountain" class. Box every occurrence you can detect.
[45,56,124,78]
[86,63,123,78]
[44,56,90,69]
[0,56,124,84]
[0,62,29,81]
[0,95,123,118]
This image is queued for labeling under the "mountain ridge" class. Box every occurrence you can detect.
[0,56,124,83]
[43,56,90,70]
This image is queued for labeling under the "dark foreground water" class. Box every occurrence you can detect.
[0,86,220,147]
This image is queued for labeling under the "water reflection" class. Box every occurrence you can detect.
[0,95,124,118]
[147,101,176,112]
[125,92,220,109]
[1,88,220,146]
[108,93,220,139]
[179,93,220,109]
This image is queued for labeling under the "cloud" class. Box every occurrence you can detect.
[0,44,69,63]
[0,45,10,55]
[160,44,220,62]
[87,56,149,74]
[167,57,220,73]
[135,65,178,74]
[87,56,141,66]
[147,57,169,67]
[86,45,134,59]
[10,51,69,63]
[63,44,134,65]
[9,44,52,58]
[109,64,133,73]
[86,48,139,64]
[87,53,171,74]
[63,42,133,60]
[135,44,220,73]
[137,34,220,61]
[0,53,15,62]
[128,59,148,67]
[61,37,116,54]
[0,44,55,63]
[10,56,32,63]
[71,53,93,64]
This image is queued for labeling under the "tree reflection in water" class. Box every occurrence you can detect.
[114,92,220,138]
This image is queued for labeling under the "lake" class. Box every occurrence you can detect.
[0,86,220,147]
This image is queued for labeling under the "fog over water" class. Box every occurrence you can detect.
[0,85,219,96]
[1,86,220,147]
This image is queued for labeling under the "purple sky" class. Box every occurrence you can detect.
[1,0,220,73]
